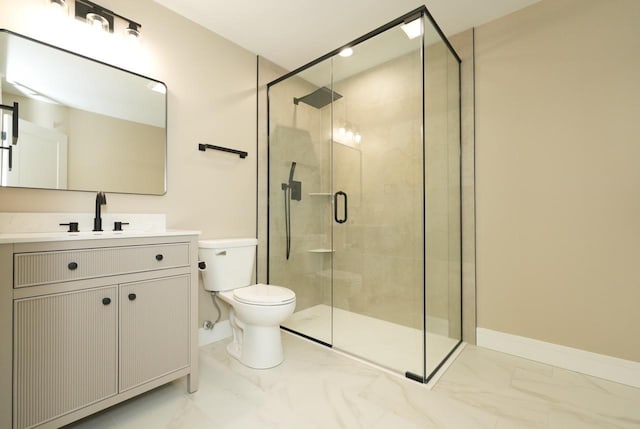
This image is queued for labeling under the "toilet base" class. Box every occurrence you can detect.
[227,326,285,369]
[227,311,285,369]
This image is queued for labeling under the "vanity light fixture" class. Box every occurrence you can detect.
[73,0,142,38]
[401,17,422,40]
[339,47,353,57]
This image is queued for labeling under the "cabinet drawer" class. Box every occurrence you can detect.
[14,243,189,288]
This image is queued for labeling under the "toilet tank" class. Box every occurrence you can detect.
[199,238,258,291]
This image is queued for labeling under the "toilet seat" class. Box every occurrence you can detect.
[233,284,296,306]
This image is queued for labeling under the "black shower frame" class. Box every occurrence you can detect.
[266,5,463,384]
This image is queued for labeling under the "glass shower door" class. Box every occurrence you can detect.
[330,20,425,378]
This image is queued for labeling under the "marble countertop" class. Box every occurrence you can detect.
[0,229,201,244]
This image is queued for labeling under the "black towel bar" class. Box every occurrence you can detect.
[198,143,247,159]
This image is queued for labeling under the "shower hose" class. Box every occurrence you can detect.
[283,184,292,260]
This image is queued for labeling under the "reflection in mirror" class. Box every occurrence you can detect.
[0,29,166,195]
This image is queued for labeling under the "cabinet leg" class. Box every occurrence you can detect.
[187,372,199,393]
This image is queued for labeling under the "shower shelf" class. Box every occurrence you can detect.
[307,248,335,253]
[308,192,332,196]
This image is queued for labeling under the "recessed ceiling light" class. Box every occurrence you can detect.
[339,48,353,58]
[401,18,422,40]
[148,82,167,94]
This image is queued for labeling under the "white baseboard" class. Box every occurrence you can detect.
[476,328,640,388]
[198,321,232,347]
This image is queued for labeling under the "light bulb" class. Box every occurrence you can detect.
[354,133,362,143]
[86,13,109,32]
[50,0,66,10]
[339,48,353,58]
[125,23,141,39]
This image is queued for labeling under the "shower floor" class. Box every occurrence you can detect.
[283,304,460,377]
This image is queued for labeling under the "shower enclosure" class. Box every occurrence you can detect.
[267,6,461,382]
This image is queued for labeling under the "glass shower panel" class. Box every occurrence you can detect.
[267,6,462,383]
[268,59,334,345]
[331,22,424,377]
[423,17,462,377]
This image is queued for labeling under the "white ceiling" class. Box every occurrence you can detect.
[153,0,541,71]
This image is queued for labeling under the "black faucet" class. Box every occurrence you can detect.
[93,192,107,232]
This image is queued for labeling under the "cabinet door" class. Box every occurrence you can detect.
[119,275,190,392]
[14,287,118,429]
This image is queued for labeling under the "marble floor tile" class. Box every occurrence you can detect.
[433,345,640,429]
[65,334,640,429]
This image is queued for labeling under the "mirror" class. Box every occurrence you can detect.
[0,29,166,195]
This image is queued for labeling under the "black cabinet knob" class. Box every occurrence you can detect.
[128,293,137,301]
[68,262,78,270]
[102,297,111,305]
[155,254,164,261]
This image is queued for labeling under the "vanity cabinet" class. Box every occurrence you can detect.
[0,233,199,429]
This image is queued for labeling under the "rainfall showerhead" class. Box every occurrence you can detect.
[293,87,343,109]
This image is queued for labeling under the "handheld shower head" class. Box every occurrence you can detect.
[288,161,297,185]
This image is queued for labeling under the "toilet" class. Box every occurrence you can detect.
[198,238,296,369]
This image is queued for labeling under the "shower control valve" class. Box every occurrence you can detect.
[290,180,302,201]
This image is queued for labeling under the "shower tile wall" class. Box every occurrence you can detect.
[329,42,460,336]
[330,51,423,330]
[268,47,461,338]
[267,72,333,316]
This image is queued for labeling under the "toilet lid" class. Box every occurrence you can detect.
[233,284,296,306]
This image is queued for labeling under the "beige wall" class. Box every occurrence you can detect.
[475,0,640,361]
[0,0,257,326]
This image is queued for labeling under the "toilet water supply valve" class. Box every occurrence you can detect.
[196,260,222,331]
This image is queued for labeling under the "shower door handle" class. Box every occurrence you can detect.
[334,191,348,224]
